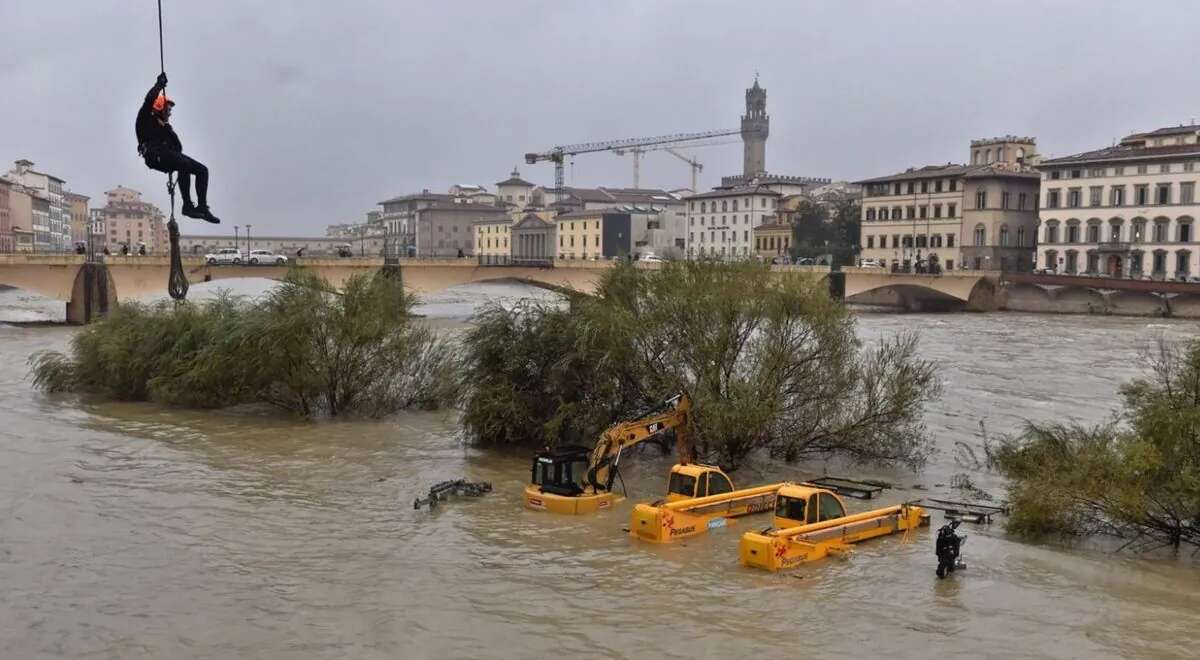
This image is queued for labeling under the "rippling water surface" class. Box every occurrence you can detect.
[1,282,1198,659]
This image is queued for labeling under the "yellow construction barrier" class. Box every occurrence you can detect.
[629,483,787,543]
[739,503,928,571]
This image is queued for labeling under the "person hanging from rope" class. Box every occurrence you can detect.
[135,72,220,224]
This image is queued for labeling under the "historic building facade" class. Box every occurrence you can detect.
[1037,125,1200,280]
[857,137,1041,272]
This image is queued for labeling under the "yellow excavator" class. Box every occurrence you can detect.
[524,393,734,514]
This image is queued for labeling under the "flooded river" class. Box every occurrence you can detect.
[1,282,1198,658]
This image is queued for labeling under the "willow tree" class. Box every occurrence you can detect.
[991,339,1200,551]
[30,270,457,417]
[458,260,940,470]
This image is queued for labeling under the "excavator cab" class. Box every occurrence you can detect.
[529,445,592,497]
[665,463,735,503]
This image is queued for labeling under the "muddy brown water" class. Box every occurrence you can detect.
[1,282,1198,659]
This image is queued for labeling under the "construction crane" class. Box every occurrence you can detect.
[524,128,740,198]
[613,137,740,190]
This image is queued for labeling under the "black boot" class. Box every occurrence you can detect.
[181,201,203,219]
[194,205,221,224]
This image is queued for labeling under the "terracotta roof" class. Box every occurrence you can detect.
[1041,143,1200,166]
[554,209,606,219]
[961,165,1040,180]
[496,176,535,188]
[378,192,454,205]
[417,202,508,213]
[684,185,781,200]
[1144,125,1200,137]
[855,164,973,184]
[753,222,792,232]
[856,162,1038,184]
[556,186,678,205]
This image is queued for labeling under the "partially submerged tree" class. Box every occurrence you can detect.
[30,270,457,417]
[990,338,1200,551]
[458,260,940,470]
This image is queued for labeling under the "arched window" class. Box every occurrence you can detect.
[1045,249,1059,270]
[1107,218,1123,243]
[1065,249,1079,274]
[1016,147,1026,163]
[700,201,706,213]
[1045,220,1060,243]
[1131,217,1147,243]
[999,225,1010,247]
[1178,216,1194,243]
[1016,226,1026,247]
[973,224,986,246]
[721,200,728,212]
[1153,217,1170,242]
[1086,220,1102,244]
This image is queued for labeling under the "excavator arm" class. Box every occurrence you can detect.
[586,394,693,493]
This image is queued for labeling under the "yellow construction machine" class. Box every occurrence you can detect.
[524,394,734,514]
[739,484,929,571]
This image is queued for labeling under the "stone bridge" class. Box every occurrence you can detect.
[840,267,1001,312]
[0,254,1002,323]
[1001,271,1200,317]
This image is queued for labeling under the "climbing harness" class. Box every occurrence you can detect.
[158,0,188,301]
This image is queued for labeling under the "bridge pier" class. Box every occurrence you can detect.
[66,263,117,325]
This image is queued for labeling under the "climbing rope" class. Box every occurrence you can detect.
[158,0,188,301]
[166,176,188,300]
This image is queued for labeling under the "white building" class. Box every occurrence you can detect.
[3,159,71,252]
[684,184,780,259]
[1037,125,1200,279]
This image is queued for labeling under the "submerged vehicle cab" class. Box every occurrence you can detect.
[772,484,848,528]
[529,445,591,497]
[665,463,735,503]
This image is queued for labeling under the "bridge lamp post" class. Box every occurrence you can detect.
[234,225,240,257]
[246,224,252,256]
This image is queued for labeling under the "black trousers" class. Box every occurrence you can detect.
[145,148,208,207]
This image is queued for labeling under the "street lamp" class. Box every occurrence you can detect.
[234,225,240,258]
[246,224,252,256]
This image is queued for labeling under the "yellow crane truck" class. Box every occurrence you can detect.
[739,484,929,571]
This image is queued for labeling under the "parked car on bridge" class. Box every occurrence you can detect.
[859,259,884,268]
[248,249,288,265]
[205,248,244,265]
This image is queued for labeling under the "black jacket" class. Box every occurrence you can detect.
[135,80,182,154]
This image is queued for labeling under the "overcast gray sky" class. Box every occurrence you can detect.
[4,1,1198,236]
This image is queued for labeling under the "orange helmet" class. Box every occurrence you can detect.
[152,93,175,113]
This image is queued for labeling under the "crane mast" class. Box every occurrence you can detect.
[525,128,740,198]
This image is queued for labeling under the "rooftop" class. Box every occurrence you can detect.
[555,186,678,205]
[1041,124,1200,166]
[685,185,782,200]
[1042,143,1200,166]
[378,191,454,205]
[753,222,792,231]
[856,162,1039,185]
[496,176,535,188]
